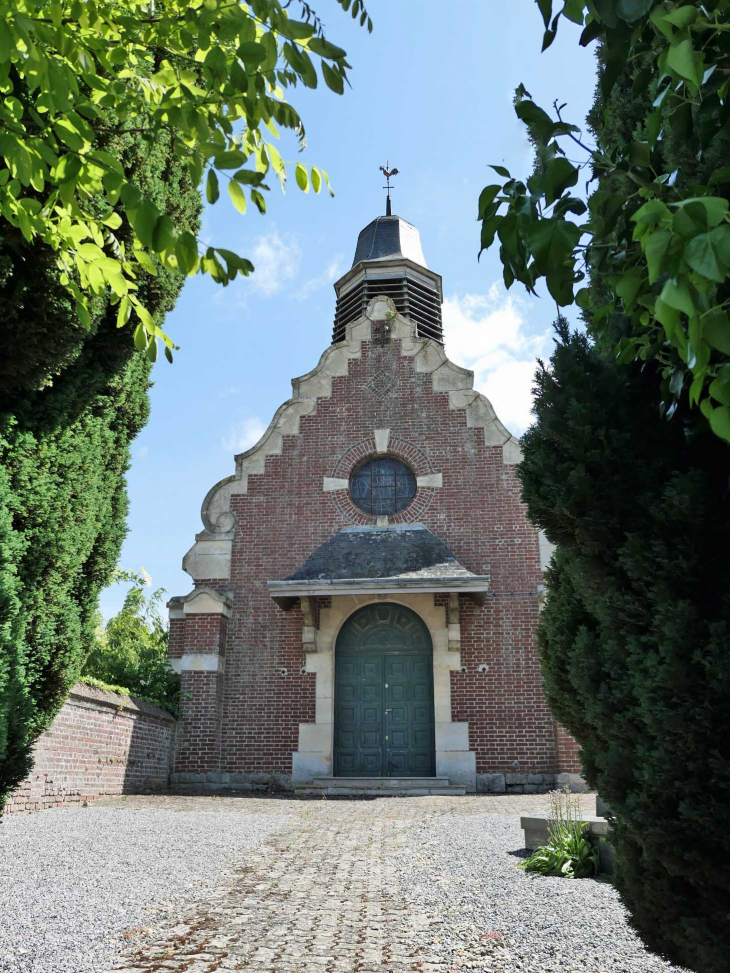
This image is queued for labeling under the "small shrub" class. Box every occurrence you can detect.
[519,787,599,879]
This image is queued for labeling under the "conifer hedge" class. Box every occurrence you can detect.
[0,126,200,812]
[515,42,730,973]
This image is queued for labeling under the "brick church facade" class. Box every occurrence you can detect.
[167,211,582,795]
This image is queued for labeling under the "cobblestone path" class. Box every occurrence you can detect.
[106,794,590,973]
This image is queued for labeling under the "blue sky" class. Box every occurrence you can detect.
[100,1,598,619]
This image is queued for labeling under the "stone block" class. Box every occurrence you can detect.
[527,774,544,784]
[292,752,330,785]
[435,749,476,792]
[434,721,469,751]
[523,784,539,793]
[477,773,506,794]
[506,773,528,785]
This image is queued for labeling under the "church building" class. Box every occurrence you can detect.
[167,202,582,795]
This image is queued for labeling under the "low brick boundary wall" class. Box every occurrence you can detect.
[5,683,176,814]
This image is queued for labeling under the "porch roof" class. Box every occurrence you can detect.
[267,524,489,609]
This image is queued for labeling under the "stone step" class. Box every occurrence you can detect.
[296,776,466,797]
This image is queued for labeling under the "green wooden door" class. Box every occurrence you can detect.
[334,603,435,778]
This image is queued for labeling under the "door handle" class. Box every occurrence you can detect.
[384,709,392,714]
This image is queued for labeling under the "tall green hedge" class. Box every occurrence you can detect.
[0,126,200,812]
[517,53,730,972]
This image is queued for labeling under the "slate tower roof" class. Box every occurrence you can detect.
[332,211,443,345]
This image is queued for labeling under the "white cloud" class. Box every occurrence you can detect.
[442,284,552,435]
[221,416,267,453]
[292,253,345,302]
[250,230,302,296]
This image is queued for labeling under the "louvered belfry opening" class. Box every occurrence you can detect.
[332,214,444,346]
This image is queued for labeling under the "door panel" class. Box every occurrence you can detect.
[334,603,435,778]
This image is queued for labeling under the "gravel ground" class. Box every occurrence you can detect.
[0,805,286,973]
[394,813,690,973]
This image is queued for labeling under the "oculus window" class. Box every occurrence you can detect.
[350,457,416,516]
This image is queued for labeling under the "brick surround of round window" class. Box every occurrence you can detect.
[330,436,437,525]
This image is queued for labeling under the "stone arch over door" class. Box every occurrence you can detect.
[291,593,477,791]
[334,603,435,778]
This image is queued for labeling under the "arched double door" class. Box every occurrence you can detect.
[334,603,435,777]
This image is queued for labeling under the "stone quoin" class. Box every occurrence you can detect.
[168,210,584,795]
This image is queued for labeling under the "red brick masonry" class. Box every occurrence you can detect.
[5,683,176,814]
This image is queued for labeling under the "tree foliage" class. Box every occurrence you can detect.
[83,569,179,714]
[0,0,370,362]
[522,323,730,972]
[0,121,200,813]
[479,1,730,440]
[506,7,730,967]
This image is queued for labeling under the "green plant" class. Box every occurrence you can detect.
[519,788,600,879]
[83,569,179,714]
[478,0,730,441]
[0,0,371,356]
[0,118,199,814]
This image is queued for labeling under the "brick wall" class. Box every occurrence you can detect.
[174,326,579,783]
[5,683,176,814]
[555,721,583,774]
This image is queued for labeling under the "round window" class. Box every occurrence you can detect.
[350,456,417,516]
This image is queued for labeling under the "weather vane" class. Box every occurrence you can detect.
[379,161,399,216]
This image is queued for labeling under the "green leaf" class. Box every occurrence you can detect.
[490,164,511,177]
[116,296,131,329]
[685,227,730,284]
[214,150,246,170]
[206,168,219,204]
[308,37,347,60]
[134,322,148,352]
[322,62,344,94]
[536,0,552,28]
[228,179,247,214]
[629,141,651,167]
[644,230,672,284]
[616,268,644,309]
[277,18,315,40]
[478,185,501,219]
[709,378,730,407]
[251,189,266,214]
[674,197,729,229]
[175,231,199,276]
[631,198,670,227]
[152,215,176,252]
[708,405,730,442]
[704,313,730,355]
[295,163,309,192]
[310,167,322,194]
[296,48,318,88]
[130,199,159,248]
[655,296,679,339]
[515,100,555,144]
[233,169,265,185]
[660,279,695,318]
[528,218,582,269]
[662,5,698,28]
[55,154,82,184]
[478,214,503,255]
[237,41,267,64]
[616,0,653,22]
[543,157,579,205]
[667,37,701,87]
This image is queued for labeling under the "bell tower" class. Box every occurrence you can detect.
[331,166,443,345]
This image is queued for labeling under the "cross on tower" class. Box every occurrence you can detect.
[379,161,399,216]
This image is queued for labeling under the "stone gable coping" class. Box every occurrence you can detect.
[183,296,522,584]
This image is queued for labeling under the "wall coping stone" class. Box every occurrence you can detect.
[69,683,176,723]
